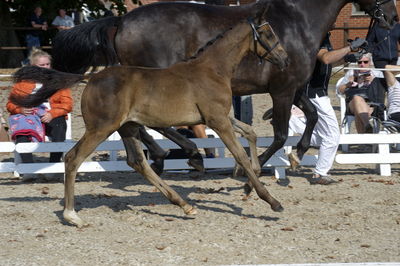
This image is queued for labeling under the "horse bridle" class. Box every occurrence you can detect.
[364,0,393,20]
[247,18,280,62]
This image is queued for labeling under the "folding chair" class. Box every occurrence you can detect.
[336,77,387,152]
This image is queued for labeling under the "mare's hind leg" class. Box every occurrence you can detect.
[138,126,168,175]
[152,127,204,172]
[289,92,318,170]
[208,118,282,212]
[119,123,196,215]
[258,96,292,173]
[63,129,113,227]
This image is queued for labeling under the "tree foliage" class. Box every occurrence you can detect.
[0,0,130,67]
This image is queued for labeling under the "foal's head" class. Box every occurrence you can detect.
[248,18,289,70]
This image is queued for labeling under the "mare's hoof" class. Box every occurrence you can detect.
[271,202,284,212]
[184,206,197,215]
[150,160,164,176]
[63,210,89,228]
[187,153,205,172]
[288,152,300,171]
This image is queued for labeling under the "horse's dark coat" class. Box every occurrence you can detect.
[52,0,398,170]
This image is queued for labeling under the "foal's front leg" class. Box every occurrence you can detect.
[230,116,261,177]
[208,118,283,212]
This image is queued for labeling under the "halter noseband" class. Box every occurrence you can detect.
[364,0,392,20]
[247,18,279,63]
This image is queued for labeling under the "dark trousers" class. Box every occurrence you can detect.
[15,116,67,163]
[373,58,398,69]
[389,112,400,123]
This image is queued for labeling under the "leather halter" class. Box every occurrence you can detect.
[247,18,280,62]
[364,0,393,20]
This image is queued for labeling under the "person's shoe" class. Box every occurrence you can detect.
[307,174,338,185]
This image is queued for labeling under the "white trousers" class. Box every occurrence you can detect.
[289,96,340,176]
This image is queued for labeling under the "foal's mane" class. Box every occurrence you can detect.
[185,25,235,61]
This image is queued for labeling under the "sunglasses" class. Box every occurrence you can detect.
[358,60,369,64]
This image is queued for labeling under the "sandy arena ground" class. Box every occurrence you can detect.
[0,72,399,265]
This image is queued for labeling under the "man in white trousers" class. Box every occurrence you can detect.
[290,33,367,185]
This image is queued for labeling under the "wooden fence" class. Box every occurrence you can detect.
[1,132,399,179]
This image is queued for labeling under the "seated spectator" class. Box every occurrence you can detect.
[52,8,75,31]
[338,53,383,133]
[6,48,73,180]
[384,65,400,123]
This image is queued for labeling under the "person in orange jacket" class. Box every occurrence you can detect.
[7,48,73,166]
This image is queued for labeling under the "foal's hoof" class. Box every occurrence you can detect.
[150,159,164,176]
[63,210,89,228]
[271,202,284,212]
[184,205,197,215]
[187,153,205,172]
[288,152,300,171]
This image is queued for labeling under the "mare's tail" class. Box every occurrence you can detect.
[10,66,85,107]
[52,16,121,74]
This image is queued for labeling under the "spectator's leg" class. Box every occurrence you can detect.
[46,116,67,162]
[348,96,372,133]
[15,135,34,163]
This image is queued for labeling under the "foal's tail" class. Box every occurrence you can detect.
[52,16,121,74]
[10,66,85,107]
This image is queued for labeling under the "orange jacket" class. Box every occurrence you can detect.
[6,81,73,119]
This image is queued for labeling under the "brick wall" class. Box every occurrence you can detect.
[332,1,400,49]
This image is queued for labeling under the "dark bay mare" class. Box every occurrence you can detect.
[51,0,398,180]
[12,16,287,227]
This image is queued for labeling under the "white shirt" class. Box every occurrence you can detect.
[387,80,400,116]
[339,69,384,93]
[52,15,74,28]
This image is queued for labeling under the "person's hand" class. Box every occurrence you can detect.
[350,37,368,52]
[364,74,374,83]
[21,107,34,115]
[41,24,48,31]
[41,112,53,123]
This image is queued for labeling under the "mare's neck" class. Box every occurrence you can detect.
[198,22,252,78]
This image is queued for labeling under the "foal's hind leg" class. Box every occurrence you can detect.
[119,124,196,215]
[63,129,112,227]
[152,127,205,172]
[208,118,282,212]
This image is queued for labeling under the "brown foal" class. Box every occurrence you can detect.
[12,13,288,227]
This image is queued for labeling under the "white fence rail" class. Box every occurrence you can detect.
[1,133,399,179]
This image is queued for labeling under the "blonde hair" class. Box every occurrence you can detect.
[28,48,52,65]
